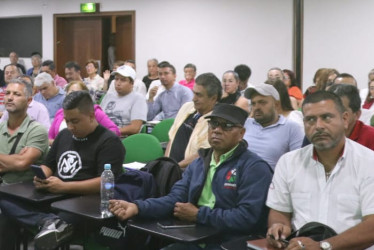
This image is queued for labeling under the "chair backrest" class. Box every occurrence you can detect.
[141,156,182,197]
[122,134,164,163]
[150,118,175,142]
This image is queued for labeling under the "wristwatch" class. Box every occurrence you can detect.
[320,241,332,250]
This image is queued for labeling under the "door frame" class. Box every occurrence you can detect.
[53,11,135,75]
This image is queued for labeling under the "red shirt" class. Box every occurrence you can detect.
[349,120,374,151]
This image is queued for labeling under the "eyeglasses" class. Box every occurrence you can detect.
[208,120,242,131]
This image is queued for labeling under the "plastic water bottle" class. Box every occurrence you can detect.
[100,163,114,218]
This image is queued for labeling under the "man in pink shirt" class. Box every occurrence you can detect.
[41,60,67,89]
[179,63,196,90]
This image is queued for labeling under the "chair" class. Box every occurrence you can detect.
[122,134,164,163]
[150,118,174,142]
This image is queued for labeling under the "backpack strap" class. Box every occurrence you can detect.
[9,120,34,155]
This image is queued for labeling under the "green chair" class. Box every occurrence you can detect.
[150,118,175,142]
[122,134,164,163]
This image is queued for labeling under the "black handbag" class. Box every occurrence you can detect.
[286,222,337,241]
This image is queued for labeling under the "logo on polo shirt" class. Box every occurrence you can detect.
[57,151,82,179]
[224,168,237,189]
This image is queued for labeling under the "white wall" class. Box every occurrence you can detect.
[0,0,293,85]
[304,0,374,90]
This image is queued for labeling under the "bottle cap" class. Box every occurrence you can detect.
[104,164,111,170]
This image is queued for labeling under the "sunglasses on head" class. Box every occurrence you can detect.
[208,120,242,131]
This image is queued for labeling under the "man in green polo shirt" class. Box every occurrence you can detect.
[0,77,49,184]
[109,103,273,248]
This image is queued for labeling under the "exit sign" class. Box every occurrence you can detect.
[80,3,100,13]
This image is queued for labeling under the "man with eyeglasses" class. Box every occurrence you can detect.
[109,103,273,248]
[244,83,304,169]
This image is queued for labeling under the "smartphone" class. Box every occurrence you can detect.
[268,234,289,246]
[157,220,196,229]
[30,165,47,179]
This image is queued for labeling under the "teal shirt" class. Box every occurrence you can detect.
[197,144,238,209]
[0,115,49,184]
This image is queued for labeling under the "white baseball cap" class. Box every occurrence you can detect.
[244,83,280,101]
[112,65,136,81]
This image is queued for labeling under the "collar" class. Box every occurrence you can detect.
[1,115,32,137]
[348,120,363,141]
[252,114,285,128]
[312,141,346,162]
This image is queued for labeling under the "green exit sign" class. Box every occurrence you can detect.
[80,3,100,13]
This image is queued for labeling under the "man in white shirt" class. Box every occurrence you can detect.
[267,91,374,250]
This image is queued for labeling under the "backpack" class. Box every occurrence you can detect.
[95,169,157,250]
[141,157,183,197]
[286,222,337,242]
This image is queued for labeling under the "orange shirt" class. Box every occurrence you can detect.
[288,86,303,100]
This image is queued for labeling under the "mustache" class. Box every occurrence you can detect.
[311,132,331,140]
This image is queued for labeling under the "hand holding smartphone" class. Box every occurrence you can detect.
[30,165,47,180]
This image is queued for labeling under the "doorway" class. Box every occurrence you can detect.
[54,11,135,78]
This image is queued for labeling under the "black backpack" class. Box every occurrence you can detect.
[141,157,183,197]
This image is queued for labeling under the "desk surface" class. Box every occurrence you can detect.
[0,181,68,203]
[52,194,111,220]
[127,218,220,243]
[220,235,267,250]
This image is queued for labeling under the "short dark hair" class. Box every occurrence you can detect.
[158,61,176,74]
[333,73,357,85]
[63,90,94,114]
[64,61,81,71]
[195,73,222,101]
[86,59,99,69]
[42,60,55,70]
[328,84,361,113]
[184,63,196,72]
[302,90,345,114]
[234,64,251,82]
[125,59,136,65]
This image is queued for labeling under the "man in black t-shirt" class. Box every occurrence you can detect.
[0,91,125,249]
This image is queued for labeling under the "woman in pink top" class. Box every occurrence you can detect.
[49,81,120,144]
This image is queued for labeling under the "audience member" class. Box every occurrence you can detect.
[103,60,124,92]
[360,68,374,106]
[0,78,48,184]
[234,64,253,95]
[326,68,340,87]
[101,65,147,136]
[244,83,304,169]
[109,104,273,248]
[41,60,67,89]
[179,63,196,90]
[8,51,26,74]
[49,81,120,144]
[107,60,147,96]
[147,61,193,121]
[282,69,303,109]
[0,91,125,249]
[166,73,222,168]
[363,79,374,110]
[0,75,51,130]
[64,61,84,83]
[304,68,331,97]
[266,91,374,250]
[267,67,284,81]
[84,59,104,92]
[0,64,21,116]
[333,72,357,86]
[219,70,250,113]
[34,72,65,121]
[266,79,304,129]
[26,53,42,77]
[142,58,159,91]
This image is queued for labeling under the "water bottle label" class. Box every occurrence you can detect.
[105,182,113,190]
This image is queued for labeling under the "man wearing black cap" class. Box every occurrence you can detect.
[109,103,273,248]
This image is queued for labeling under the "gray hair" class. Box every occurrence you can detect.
[34,72,54,87]
[8,78,33,98]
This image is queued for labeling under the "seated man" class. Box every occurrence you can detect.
[0,64,21,115]
[267,91,374,250]
[0,75,51,130]
[40,60,68,89]
[100,65,147,136]
[0,91,125,249]
[166,73,222,168]
[34,72,65,121]
[64,61,84,83]
[244,84,304,169]
[109,104,273,248]
[0,77,49,184]
[147,61,193,121]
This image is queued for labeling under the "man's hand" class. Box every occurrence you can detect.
[109,200,139,221]
[103,70,111,81]
[33,176,66,193]
[267,223,292,248]
[148,86,159,101]
[173,202,198,222]
[286,237,320,250]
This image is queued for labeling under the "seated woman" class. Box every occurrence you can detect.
[282,69,303,110]
[363,79,374,110]
[84,59,105,92]
[49,81,120,145]
[266,79,304,130]
[219,70,250,113]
